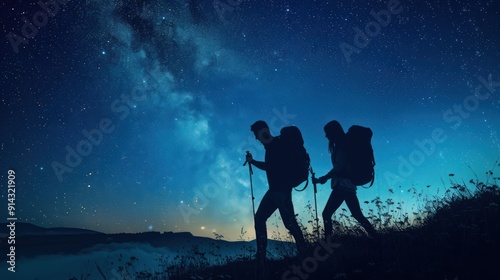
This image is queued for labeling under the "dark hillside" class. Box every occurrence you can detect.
[171,177,500,280]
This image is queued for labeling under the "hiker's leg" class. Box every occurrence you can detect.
[345,192,376,237]
[255,191,279,258]
[277,191,306,249]
[322,188,345,238]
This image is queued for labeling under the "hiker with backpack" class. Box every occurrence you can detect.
[312,120,377,239]
[245,120,309,264]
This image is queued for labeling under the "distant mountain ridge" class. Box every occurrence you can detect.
[0,222,248,258]
[0,222,104,236]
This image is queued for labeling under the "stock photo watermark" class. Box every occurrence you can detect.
[214,0,245,25]
[6,0,72,54]
[281,236,341,280]
[340,0,404,63]
[51,68,162,182]
[178,106,297,224]
[384,74,500,187]
[6,169,17,273]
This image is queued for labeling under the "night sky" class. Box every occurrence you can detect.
[1,0,499,240]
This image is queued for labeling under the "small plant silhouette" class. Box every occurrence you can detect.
[70,165,500,280]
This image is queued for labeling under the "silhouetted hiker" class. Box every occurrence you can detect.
[313,120,376,239]
[245,120,307,264]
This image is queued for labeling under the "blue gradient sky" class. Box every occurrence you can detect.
[1,0,499,240]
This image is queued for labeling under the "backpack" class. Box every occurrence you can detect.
[279,126,310,190]
[343,125,375,187]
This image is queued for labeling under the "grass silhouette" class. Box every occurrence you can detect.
[71,167,500,279]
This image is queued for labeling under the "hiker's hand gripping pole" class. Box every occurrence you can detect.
[243,151,256,219]
[310,166,320,240]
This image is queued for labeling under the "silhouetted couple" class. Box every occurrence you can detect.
[246,120,376,263]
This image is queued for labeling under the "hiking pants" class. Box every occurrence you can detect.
[255,189,306,257]
[322,187,376,237]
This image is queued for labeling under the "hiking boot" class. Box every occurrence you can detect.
[255,251,267,279]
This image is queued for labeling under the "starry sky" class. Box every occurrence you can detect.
[1,0,499,240]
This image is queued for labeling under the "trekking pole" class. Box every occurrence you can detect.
[310,166,320,241]
[243,151,256,220]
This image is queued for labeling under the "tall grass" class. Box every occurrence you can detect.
[71,167,500,279]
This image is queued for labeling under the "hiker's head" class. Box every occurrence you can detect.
[251,120,273,145]
[324,120,344,141]
[324,120,344,153]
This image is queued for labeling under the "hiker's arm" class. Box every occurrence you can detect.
[323,169,336,180]
[314,168,337,184]
[321,150,346,180]
[250,160,267,170]
[246,152,266,170]
[324,169,335,180]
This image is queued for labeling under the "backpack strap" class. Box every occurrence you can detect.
[361,163,375,189]
[294,155,311,192]
[294,178,309,192]
[367,151,376,188]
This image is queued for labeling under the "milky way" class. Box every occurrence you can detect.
[1,0,499,240]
